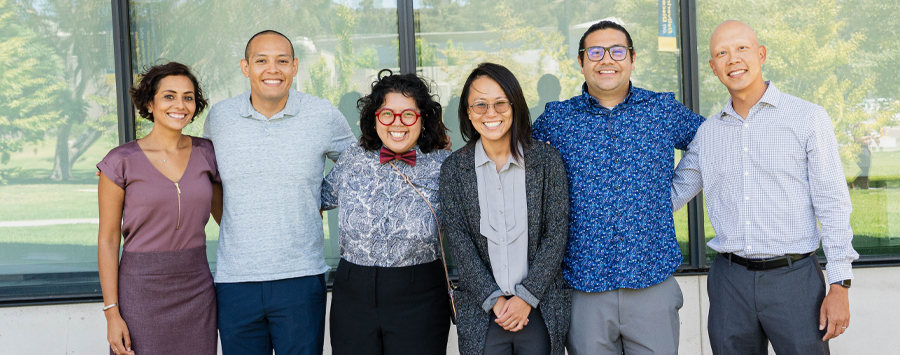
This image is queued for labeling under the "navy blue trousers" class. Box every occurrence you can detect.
[217,274,327,355]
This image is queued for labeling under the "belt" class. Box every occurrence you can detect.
[720,252,815,271]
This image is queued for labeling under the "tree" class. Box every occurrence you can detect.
[0,0,69,170]
[17,0,118,180]
[696,0,899,166]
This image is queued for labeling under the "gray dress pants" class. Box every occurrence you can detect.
[707,253,830,355]
[566,276,683,355]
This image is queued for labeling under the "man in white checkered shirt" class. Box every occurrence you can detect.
[672,20,858,354]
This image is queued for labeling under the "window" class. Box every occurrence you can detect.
[696,0,900,261]
[414,0,691,263]
[0,0,117,302]
[128,0,400,277]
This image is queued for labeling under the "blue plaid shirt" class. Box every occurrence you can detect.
[533,83,704,292]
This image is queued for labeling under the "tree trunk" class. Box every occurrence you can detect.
[49,123,72,181]
[68,128,102,167]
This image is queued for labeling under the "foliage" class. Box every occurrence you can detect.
[0,0,69,165]
[304,3,383,104]
[697,0,900,167]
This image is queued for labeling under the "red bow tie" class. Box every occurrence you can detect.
[379,147,417,166]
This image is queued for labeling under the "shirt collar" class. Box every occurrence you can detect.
[721,81,782,119]
[239,88,303,120]
[579,81,642,109]
[475,139,524,171]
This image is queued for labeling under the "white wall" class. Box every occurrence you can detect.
[1,266,897,354]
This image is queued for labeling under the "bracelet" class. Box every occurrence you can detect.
[102,303,118,311]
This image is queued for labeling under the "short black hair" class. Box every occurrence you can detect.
[578,20,635,63]
[130,62,208,122]
[245,30,294,61]
[358,69,449,154]
[457,63,532,163]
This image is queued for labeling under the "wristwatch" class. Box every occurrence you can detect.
[831,279,851,288]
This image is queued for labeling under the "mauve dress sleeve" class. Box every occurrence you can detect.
[97,147,127,189]
[201,139,221,184]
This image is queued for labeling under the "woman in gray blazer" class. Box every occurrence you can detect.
[439,63,571,355]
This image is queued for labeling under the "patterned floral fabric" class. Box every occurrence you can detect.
[321,143,451,267]
[533,83,704,292]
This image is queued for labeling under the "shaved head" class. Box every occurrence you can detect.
[709,20,760,58]
[708,20,768,111]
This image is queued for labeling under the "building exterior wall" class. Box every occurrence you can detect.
[2,266,896,354]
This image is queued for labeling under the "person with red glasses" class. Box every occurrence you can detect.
[320,69,453,354]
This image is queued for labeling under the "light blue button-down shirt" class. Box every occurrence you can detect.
[672,82,858,282]
[203,89,355,283]
[474,140,532,309]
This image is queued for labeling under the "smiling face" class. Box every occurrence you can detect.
[709,20,767,98]
[148,75,196,132]
[579,28,635,103]
[241,33,299,108]
[376,92,422,153]
[467,76,513,146]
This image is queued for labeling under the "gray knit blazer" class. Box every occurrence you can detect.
[439,139,572,355]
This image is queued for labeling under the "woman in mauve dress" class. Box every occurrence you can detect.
[97,62,221,355]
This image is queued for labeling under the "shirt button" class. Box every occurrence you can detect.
[499,210,503,214]
[743,123,749,128]
[744,196,749,200]
[267,121,271,125]
[498,186,501,190]
[747,246,753,250]
[616,212,622,217]
[744,172,749,176]
[744,147,748,152]
[615,159,619,164]
[746,221,750,225]
[502,264,507,269]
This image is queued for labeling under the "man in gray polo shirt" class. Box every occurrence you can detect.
[203,30,355,355]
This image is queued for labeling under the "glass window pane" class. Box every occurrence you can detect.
[697,0,900,262]
[129,0,399,278]
[415,0,689,263]
[0,1,117,301]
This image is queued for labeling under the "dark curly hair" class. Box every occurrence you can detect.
[358,69,448,153]
[130,62,208,122]
[458,62,532,162]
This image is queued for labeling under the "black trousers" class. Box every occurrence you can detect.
[708,253,830,355]
[330,258,451,355]
[483,307,551,355]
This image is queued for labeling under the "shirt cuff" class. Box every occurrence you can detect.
[515,284,540,308]
[825,260,854,284]
[482,290,505,313]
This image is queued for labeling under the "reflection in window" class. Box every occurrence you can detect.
[414,0,689,263]
[129,0,400,276]
[697,0,900,260]
[0,0,117,301]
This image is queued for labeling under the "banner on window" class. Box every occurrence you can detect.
[658,0,677,52]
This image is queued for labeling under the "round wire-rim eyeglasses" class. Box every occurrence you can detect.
[469,101,512,115]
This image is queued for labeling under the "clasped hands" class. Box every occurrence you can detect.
[492,296,531,332]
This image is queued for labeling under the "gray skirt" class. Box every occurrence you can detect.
[114,245,217,355]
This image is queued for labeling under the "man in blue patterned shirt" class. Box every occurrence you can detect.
[672,20,856,354]
[533,21,704,354]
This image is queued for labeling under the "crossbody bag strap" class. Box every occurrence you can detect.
[389,162,457,322]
